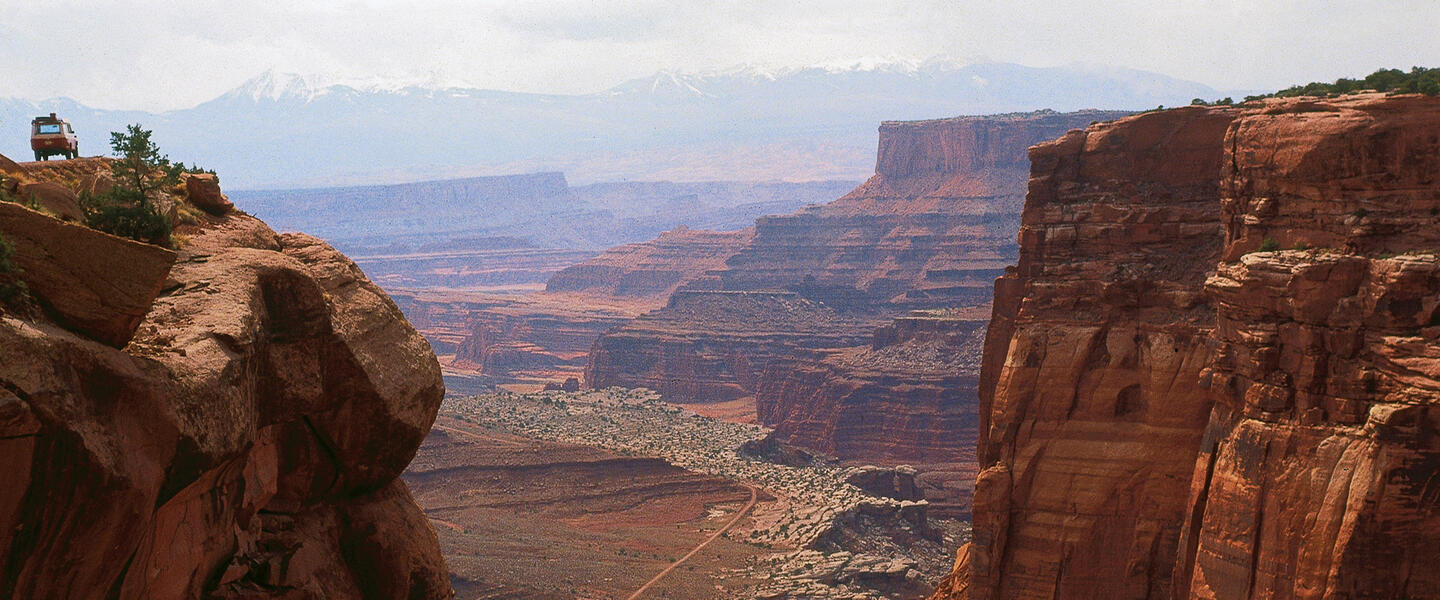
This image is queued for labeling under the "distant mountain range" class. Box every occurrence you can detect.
[0,60,1235,188]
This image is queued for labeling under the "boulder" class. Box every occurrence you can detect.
[843,465,923,501]
[20,181,84,222]
[184,172,233,215]
[0,201,175,347]
[0,210,449,599]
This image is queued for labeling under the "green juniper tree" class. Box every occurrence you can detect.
[82,124,174,246]
[109,124,180,203]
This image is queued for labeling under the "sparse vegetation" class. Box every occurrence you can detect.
[84,202,171,246]
[1251,67,1440,102]
[0,233,30,309]
[1258,237,1281,252]
[1187,68,1440,107]
[109,124,180,199]
[74,124,177,246]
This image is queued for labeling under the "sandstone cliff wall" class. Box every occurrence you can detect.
[1176,94,1440,599]
[756,312,984,465]
[0,185,449,598]
[944,94,1440,600]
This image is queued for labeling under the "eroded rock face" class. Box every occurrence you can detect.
[0,207,449,598]
[586,290,873,402]
[1176,94,1440,600]
[0,201,176,347]
[943,94,1440,600]
[587,110,1124,403]
[963,105,1239,600]
[757,312,985,464]
[184,172,235,215]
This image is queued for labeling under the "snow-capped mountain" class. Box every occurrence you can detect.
[0,60,1236,188]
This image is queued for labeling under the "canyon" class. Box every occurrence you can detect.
[755,309,989,517]
[937,93,1440,599]
[424,388,963,599]
[586,110,1129,451]
[0,158,450,598]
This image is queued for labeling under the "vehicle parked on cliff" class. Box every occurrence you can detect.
[30,113,78,161]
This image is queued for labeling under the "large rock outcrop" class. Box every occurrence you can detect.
[587,110,1126,403]
[1176,94,1440,599]
[0,198,450,598]
[943,93,1440,600]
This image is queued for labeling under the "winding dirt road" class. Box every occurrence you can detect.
[624,484,760,600]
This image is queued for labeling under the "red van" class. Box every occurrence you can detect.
[31,113,79,161]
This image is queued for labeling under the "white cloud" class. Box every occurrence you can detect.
[1,0,1436,111]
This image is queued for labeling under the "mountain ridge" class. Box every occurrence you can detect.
[0,61,1233,189]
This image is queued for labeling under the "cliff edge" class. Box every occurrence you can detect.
[0,161,450,599]
[939,93,1440,599]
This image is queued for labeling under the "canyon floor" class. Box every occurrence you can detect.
[405,389,969,599]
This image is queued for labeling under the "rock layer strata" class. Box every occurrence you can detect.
[940,93,1440,600]
[588,110,1126,404]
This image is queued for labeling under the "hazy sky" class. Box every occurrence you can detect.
[3,0,1437,111]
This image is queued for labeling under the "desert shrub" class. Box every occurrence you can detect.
[1244,67,1440,102]
[110,124,179,198]
[169,161,216,178]
[1258,237,1281,252]
[85,197,170,246]
[0,233,29,307]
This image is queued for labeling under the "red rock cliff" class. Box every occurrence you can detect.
[755,310,987,517]
[1177,94,1440,599]
[944,94,1440,600]
[707,110,1130,310]
[756,311,985,464]
[0,191,449,597]
[965,105,1238,599]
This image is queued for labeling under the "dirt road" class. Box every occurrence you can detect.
[625,483,760,600]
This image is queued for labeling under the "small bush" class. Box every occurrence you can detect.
[1258,237,1281,252]
[0,233,29,308]
[1292,240,1310,251]
[85,201,171,246]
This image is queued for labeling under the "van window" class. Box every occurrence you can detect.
[37,124,61,134]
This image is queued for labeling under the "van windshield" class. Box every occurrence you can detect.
[37,124,62,134]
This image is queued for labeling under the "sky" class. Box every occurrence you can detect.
[2,0,1437,111]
